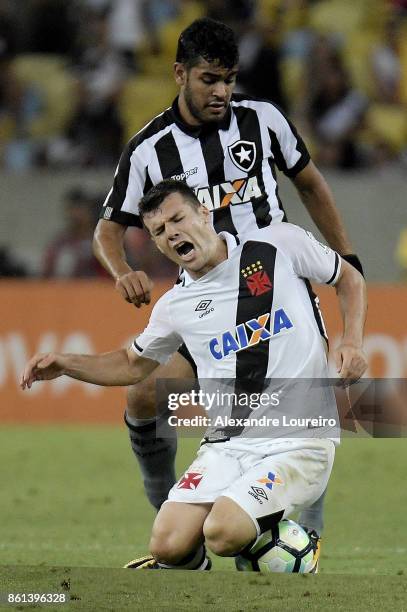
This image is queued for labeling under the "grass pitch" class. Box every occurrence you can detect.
[1,427,406,610]
[1,567,406,611]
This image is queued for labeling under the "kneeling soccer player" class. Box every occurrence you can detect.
[22,180,367,571]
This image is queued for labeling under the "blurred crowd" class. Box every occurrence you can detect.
[1,0,406,171]
[0,184,177,281]
[0,0,406,280]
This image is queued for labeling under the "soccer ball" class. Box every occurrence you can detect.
[235,519,315,573]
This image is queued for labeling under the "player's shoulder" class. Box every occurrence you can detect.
[241,223,307,248]
[151,284,178,315]
[231,93,289,120]
[160,278,193,306]
[126,107,175,152]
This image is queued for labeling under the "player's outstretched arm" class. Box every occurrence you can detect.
[332,260,368,386]
[293,161,353,256]
[21,348,157,390]
[93,219,153,308]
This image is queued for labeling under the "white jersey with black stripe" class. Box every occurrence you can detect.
[100,95,310,237]
[131,224,341,381]
[132,225,341,440]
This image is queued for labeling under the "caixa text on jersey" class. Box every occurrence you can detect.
[209,309,293,361]
[196,176,262,209]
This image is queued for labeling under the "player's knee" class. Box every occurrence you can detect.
[127,380,156,419]
[149,537,183,565]
[204,498,257,557]
[149,526,190,565]
[203,518,244,557]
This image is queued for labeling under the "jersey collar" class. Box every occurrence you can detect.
[182,232,239,286]
[219,231,240,254]
[171,97,232,138]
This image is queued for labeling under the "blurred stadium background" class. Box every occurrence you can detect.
[1,0,407,585]
[1,0,406,418]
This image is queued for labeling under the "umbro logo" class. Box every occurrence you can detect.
[251,486,268,500]
[195,300,212,311]
[195,299,214,319]
[248,486,268,504]
[228,140,256,172]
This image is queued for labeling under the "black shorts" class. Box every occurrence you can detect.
[177,343,198,377]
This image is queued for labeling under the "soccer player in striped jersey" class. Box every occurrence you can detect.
[93,18,364,550]
[22,181,367,571]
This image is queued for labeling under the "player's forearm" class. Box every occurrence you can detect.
[300,189,351,254]
[60,349,139,386]
[335,263,367,348]
[294,164,352,255]
[93,219,133,280]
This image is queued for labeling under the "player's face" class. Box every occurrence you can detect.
[143,193,220,278]
[175,59,238,125]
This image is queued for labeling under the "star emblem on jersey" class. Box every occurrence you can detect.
[257,472,283,490]
[228,140,256,172]
[241,261,273,296]
[177,472,203,490]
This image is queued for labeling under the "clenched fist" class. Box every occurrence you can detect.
[333,343,368,387]
[115,270,153,308]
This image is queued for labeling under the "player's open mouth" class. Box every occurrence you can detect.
[175,241,195,260]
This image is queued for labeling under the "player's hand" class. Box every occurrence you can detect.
[115,271,153,308]
[21,352,65,390]
[332,343,368,387]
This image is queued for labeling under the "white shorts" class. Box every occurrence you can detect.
[167,438,335,535]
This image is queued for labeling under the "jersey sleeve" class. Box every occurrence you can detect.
[265,103,310,178]
[131,292,182,363]
[270,224,341,285]
[99,138,150,228]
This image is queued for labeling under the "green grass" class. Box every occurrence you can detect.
[0,567,406,611]
[1,427,406,609]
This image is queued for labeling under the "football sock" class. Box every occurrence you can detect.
[158,545,210,570]
[298,487,327,535]
[125,411,177,511]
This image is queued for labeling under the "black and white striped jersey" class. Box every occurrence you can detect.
[100,94,310,236]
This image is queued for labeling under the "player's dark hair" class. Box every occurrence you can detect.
[176,18,239,69]
[139,179,200,222]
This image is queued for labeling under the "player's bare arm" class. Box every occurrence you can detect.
[293,161,353,255]
[21,348,158,390]
[332,259,368,385]
[93,219,153,307]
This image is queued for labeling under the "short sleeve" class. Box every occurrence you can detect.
[265,103,310,178]
[269,224,341,285]
[99,139,149,228]
[131,292,182,363]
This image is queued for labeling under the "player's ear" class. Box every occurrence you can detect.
[199,204,210,224]
[174,62,187,86]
